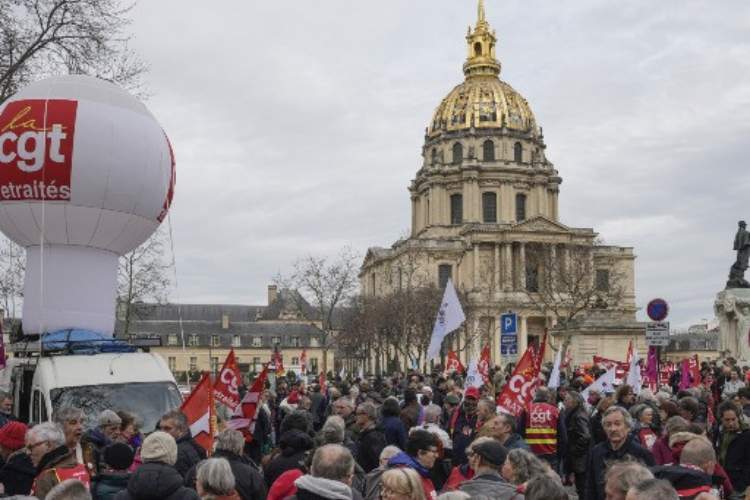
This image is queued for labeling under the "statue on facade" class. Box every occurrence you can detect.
[727,220,750,288]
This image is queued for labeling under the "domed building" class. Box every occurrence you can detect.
[360,1,644,367]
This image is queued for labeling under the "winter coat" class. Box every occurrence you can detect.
[83,427,112,474]
[458,471,524,500]
[184,450,266,500]
[583,439,655,500]
[175,433,206,479]
[286,474,362,500]
[652,434,674,465]
[652,464,721,499]
[503,433,530,451]
[381,415,407,450]
[400,402,421,430]
[0,449,35,496]
[264,429,314,487]
[113,462,199,500]
[268,468,304,500]
[363,467,385,500]
[450,408,478,465]
[564,405,591,475]
[713,426,750,493]
[92,472,131,500]
[356,426,387,473]
[387,451,436,499]
[443,464,474,491]
[33,445,90,499]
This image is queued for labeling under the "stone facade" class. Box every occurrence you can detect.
[360,1,642,367]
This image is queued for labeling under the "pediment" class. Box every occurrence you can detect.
[511,216,571,233]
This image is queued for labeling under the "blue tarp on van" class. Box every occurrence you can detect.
[42,329,135,354]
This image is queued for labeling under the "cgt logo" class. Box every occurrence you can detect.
[508,373,536,404]
[530,408,553,425]
[219,367,239,396]
[0,99,77,200]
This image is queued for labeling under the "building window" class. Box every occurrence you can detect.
[210,357,219,373]
[450,194,463,224]
[189,357,197,372]
[167,334,178,346]
[514,142,523,162]
[272,337,282,345]
[596,269,610,292]
[252,336,261,347]
[474,41,482,57]
[482,192,497,223]
[431,148,437,165]
[291,337,300,347]
[452,143,463,165]
[516,193,526,222]
[310,358,319,373]
[292,357,300,366]
[232,335,241,347]
[168,357,176,372]
[188,335,199,347]
[310,337,320,347]
[211,335,220,347]
[438,264,452,289]
[252,357,261,371]
[526,265,539,292]
[483,140,495,161]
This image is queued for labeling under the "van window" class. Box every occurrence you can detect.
[32,390,42,424]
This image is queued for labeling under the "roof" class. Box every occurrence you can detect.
[127,304,265,322]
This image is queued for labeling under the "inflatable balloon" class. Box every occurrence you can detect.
[0,75,175,336]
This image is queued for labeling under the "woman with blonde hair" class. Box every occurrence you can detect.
[380,467,427,500]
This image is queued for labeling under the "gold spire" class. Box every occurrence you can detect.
[463,0,500,79]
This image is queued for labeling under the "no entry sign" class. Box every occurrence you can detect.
[647,298,669,322]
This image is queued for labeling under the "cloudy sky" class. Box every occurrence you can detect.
[127,1,750,329]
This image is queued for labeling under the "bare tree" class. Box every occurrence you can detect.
[0,0,147,103]
[277,247,359,373]
[117,228,171,337]
[0,237,24,318]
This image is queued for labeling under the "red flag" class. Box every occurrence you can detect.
[319,371,327,394]
[689,354,702,388]
[478,345,491,384]
[181,372,215,454]
[300,348,307,374]
[446,351,465,374]
[626,340,633,365]
[229,365,269,443]
[496,341,544,416]
[213,349,242,411]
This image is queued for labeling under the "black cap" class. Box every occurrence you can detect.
[103,442,135,471]
[472,440,508,467]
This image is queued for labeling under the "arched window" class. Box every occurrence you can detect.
[514,142,523,163]
[516,193,527,222]
[431,148,437,165]
[438,264,452,289]
[474,42,482,57]
[483,140,495,161]
[482,192,497,223]
[452,143,463,165]
[450,194,463,224]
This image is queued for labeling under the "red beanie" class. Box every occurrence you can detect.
[0,421,28,451]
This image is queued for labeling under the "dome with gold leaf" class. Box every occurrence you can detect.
[426,0,538,140]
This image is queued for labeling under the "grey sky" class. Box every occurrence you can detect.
[127,1,750,328]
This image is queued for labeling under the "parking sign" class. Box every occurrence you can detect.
[500,313,517,335]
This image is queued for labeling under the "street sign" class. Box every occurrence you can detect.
[500,313,518,335]
[647,298,669,322]
[646,321,670,346]
[500,334,518,355]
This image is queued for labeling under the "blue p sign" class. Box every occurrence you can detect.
[500,313,517,335]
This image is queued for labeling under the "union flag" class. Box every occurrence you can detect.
[181,372,216,454]
[228,365,269,443]
[446,350,465,374]
[213,349,242,411]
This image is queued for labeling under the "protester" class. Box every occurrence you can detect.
[652,416,690,465]
[332,397,358,440]
[723,369,746,399]
[475,399,496,430]
[159,410,207,479]
[630,404,658,451]
[443,436,493,491]
[411,404,451,454]
[83,409,122,476]
[450,387,479,465]
[382,397,408,450]
[0,420,34,496]
[355,402,387,473]
[380,467,426,500]
[653,435,725,499]
[195,458,240,500]
[563,390,590,499]
[53,407,89,469]
[401,389,422,430]
[714,400,750,493]
[0,390,14,428]
[91,442,135,500]
[287,444,359,500]
[312,415,366,493]
[387,429,439,499]
[264,410,315,488]
[500,448,549,489]
[47,479,93,500]
[602,462,654,500]
[29,422,91,498]
[524,474,567,500]
[520,387,566,471]
[458,440,518,499]
[625,478,680,500]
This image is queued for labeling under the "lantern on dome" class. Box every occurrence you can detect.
[0,75,175,336]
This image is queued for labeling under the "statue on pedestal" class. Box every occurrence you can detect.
[727,220,750,289]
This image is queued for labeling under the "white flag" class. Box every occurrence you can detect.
[465,358,483,389]
[339,367,346,379]
[626,348,642,394]
[548,348,563,389]
[427,279,466,360]
[581,366,617,399]
[358,367,364,380]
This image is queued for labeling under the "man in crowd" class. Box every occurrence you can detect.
[654,435,723,498]
[28,422,90,498]
[159,409,206,478]
[387,429,439,499]
[481,413,529,451]
[459,440,518,499]
[355,402,387,473]
[521,386,566,470]
[82,409,122,475]
[475,398,496,430]
[332,396,358,440]
[603,462,654,500]
[450,387,479,465]
[625,479,680,500]
[714,400,750,493]
[288,444,357,500]
[0,421,34,495]
[585,406,655,500]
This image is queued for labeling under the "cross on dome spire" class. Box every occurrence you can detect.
[463,0,501,78]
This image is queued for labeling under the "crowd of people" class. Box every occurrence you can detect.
[1,356,750,499]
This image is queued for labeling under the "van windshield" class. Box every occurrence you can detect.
[50,382,182,432]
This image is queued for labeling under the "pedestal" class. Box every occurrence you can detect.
[714,289,750,362]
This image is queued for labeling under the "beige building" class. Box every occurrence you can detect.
[360,1,644,367]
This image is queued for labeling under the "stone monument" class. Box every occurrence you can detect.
[715,221,750,361]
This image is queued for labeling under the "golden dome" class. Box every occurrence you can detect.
[427,0,537,138]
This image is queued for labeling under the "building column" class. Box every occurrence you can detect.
[473,244,479,289]
[519,315,528,357]
[493,244,500,293]
[517,242,526,291]
[411,195,418,236]
[549,244,557,290]
[561,244,570,284]
[503,242,513,291]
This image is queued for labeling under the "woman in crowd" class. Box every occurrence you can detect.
[380,467,427,500]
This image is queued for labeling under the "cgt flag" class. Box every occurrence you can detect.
[496,343,542,416]
[228,365,269,443]
[213,349,242,411]
[446,350,465,374]
[181,372,216,454]
[478,345,491,384]
[427,279,466,360]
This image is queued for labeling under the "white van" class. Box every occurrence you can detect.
[0,346,182,432]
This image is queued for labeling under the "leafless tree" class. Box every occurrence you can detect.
[117,228,171,337]
[277,247,360,373]
[0,0,147,103]
[0,237,24,318]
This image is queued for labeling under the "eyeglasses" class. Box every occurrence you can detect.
[27,440,48,451]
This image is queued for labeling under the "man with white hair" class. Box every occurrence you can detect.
[28,422,91,498]
[288,444,357,500]
[363,445,401,500]
[82,409,122,476]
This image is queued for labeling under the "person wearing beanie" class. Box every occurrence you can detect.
[91,442,135,500]
[0,421,35,496]
[83,409,123,477]
[113,431,198,500]
[459,440,519,499]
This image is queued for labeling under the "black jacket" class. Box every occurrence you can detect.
[184,450,266,500]
[564,405,591,474]
[356,426,387,473]
[175,433,206,479]
[713,427,750,493]
[0,450,35,496]
[113,462,199,500]
[653,464,721,498]
[263,429,314,487]
[450,408,478,465]
[584,439,655,500]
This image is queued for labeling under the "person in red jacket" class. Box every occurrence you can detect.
[387,430,439,499]
[520,387,566,472]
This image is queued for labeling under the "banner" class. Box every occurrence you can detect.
[626,346,642,394]
[427,279,466,359]
[213,349,242,411]
[644,346,658,391]
[496,343,542,416]
[548,348,563,389]
[228,365,269,443]
[446,350,465,374]
[181,372,215,454]
[465,358,483,389]
[593,355,629,383]
[478,345,491,384]
[581,366,617,399]
[659,362,675,388]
